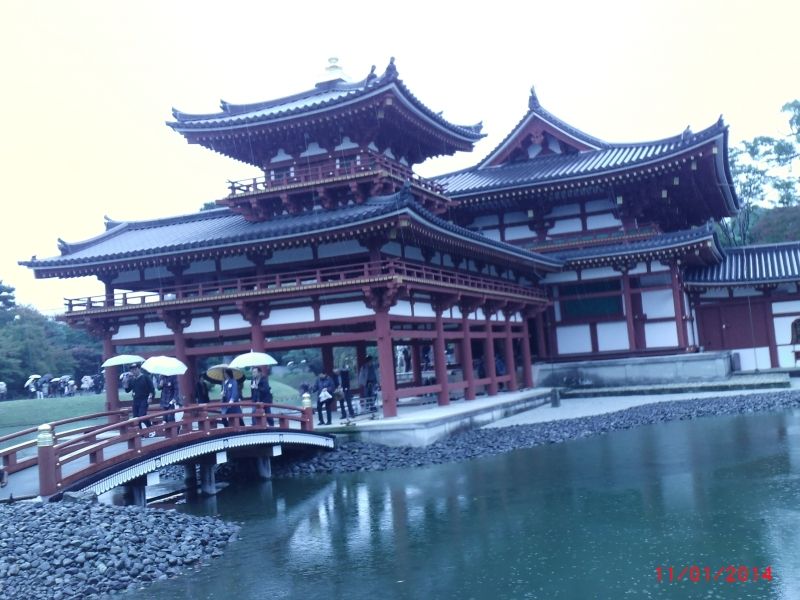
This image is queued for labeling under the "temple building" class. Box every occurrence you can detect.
[21,58,800,416]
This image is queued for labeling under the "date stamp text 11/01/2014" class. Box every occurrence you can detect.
[656,566,773,584]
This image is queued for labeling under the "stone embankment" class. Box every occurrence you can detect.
[273,390,800,476]
[0,493,239,600]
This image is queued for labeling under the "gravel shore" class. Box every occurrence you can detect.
[272,389,800,477]
[0,495,239,600]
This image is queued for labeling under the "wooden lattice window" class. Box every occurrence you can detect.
[791,319,800,344]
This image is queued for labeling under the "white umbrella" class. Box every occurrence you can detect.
[101,354,145,368]
[24,374,41,388]
[206,363,244,382]
[229,351,278,369]
[141,356,188,376]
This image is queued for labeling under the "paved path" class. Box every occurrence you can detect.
[485,378,800,428]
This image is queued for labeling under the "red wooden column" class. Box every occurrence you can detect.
[520,311,534,388]
[433,308,450,406]
[322,343,335,375]
[535,311,548,358]
[460,311,476,400]
[621,269,637,351]
[102,335,120,412]
[670,262,688,349]
[374,309,397,417]
[484,309,498,396]
[503,310,518,392]
[761,289,779,367]
[160,309,193,405]
[410,343,423,386]
[238,301,269,352]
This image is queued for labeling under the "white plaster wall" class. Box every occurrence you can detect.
[184,316,215,334]
[143,267,171,280]
[777,345,800,368]
[413,302,436,318]
[628,262,648,275]
[556,324,592,354]
[185,260,215,275]
[270,247,313,263]
[732,347,771,371]
[480,228,502,241]
[548,218,582,235]
[503,211,529,224]
[504,224,534,240]
[649,262,669,273]
[773,300,800,315]
[268,307,315,326]
[319,301,374,320]
[473,215,499,227]
[585,198,615,212]
[451,305,462,319]
[112,270,140,285]
[221,255,252,271]
[319,240,364,258]
[218,314,249,330]
[731,288,762,298]
[405,246,423,261]
[641,290,675,319]
[389,300,413,317]
[775,283,798,295]
[644,321,678,348]
[540,271,579,284]
[545,203,580,217]
[143,322,171,337]
[580,267,618,281]
[586,213,622,229]
[700,289,730,299]
[112,324,140,341]
[773,315,798,345]
[597,321,629,351]
[554,302,562,322]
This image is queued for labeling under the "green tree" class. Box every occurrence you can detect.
[717,146,766,246]
[750,206,800,244]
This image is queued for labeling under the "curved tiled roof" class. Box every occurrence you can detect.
[436,120,727,196]
[168,59,484,143]
[551,223,722,264]
[685,242,800,286]
[21,188,561,273]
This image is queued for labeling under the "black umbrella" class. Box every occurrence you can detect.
[40,373,54,382]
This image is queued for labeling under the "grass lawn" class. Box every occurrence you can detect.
[1,380,302,441]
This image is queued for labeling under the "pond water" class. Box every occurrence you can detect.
[121,410,800,599]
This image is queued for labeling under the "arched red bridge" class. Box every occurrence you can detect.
[0,402,334,501]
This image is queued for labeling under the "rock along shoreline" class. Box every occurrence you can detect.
[2,390,799,599]
[272,389,800,477]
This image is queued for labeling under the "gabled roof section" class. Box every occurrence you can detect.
[549,223,723,267]
[436,118,730,199]
[685,241,800,287]
[477,86,610,169]
[20,188,561,278]
[167,58,484,144]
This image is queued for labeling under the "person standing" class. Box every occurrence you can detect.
[222,368,243,427]
[251,367,274,426]
[358,357,378,413]
[195,375,210,404]
[124,363,155,434]
[158,375,178,422]
[313,371,335,426]
[333,367,355,421]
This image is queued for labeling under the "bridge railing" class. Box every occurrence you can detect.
[32,402,314,497]
[0,409,128,474]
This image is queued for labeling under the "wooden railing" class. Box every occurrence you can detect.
[30,402,314,497]
[226,152,444,197]
[63,259,547,313]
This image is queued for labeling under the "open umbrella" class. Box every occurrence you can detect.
[24,374,41,388]
[205,363,244,382]
[141,356,188,376]
[229,351,278,370]
[101,354,145,368]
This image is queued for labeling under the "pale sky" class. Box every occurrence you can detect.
[2,0,798,314]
